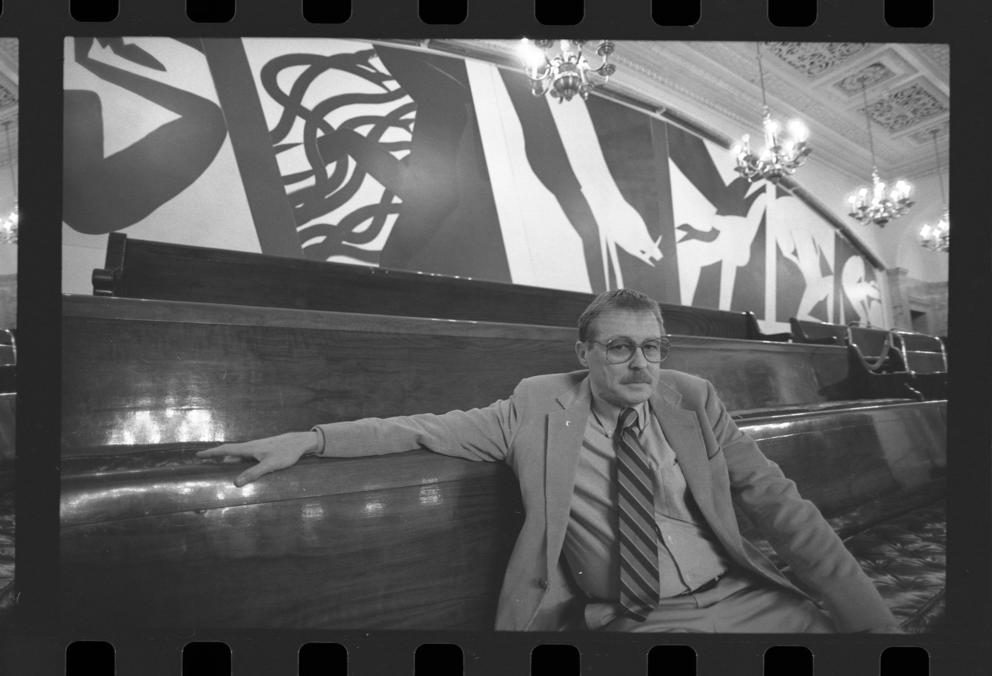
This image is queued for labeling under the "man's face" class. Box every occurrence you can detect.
[575,309,665,408]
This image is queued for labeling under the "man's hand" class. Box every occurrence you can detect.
[195,431,321,487]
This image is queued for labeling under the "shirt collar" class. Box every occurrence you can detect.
[589,392,650,435]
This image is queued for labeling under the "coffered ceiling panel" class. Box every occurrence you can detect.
[765,42,872,80]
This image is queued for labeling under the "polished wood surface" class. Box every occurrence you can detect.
[62,455,521,628]
[63,295,578,453]
[63,295,919,453]
[59,401,945,629]
[790,318,847,345]
[93,234,781,340]
[746,401,945,519]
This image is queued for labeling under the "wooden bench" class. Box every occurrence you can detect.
[791,319,946,401]
[790,318,849,346]
[60,405,945,631]
[62,295,921,454]
[91,234,790,342]
[59,295,944,631]
[0,328,13,463]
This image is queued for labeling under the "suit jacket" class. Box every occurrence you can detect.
[313,369,897,632]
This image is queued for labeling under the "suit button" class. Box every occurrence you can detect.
[538,578,549,590]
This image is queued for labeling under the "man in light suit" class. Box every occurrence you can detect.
[198,289,899,632]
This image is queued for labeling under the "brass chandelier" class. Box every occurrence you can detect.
[518,40,616,103]
[847,80,913,227]
[733,42,812,183]
[918,129,949,252]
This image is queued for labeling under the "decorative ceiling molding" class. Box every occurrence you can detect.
[907,120,950,145]
[862,77,949,133]
[765,42,871,80]
[836,62,898,94]
[611,45,755,134]
[0,40,15,174]
[831,47,917,99]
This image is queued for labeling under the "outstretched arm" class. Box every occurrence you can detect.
[197,396,519,487]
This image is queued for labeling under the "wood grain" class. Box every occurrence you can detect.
[63,296,908,453]
[62,468,522,629]
[96,235,768,339]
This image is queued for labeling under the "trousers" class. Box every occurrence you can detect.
[584,569,836,633]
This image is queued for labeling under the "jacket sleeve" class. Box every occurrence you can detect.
[703,380,898,632]
[310,395,519,464]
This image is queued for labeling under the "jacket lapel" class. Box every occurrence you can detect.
[544,378,590,579]
[650,381,724,536]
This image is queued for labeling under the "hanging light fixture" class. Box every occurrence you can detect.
[847,80,913,227]
[0,120,15,245]
[518,39,616,103]
[732,42,812,183]
[918,129,949,253]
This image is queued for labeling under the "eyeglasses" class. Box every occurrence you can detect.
[588,337,671,364]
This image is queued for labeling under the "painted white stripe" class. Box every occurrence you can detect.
[548,99,661,289]
[464,60,591,292]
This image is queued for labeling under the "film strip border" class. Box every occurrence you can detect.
[6,0,992,675]
[37,634,946,674]
[56,0,936,29]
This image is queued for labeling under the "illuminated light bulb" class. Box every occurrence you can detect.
[518,39,546,74]
[787,119,808,141]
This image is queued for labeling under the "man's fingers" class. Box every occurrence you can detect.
[196,434,304,486]
[196,443,255,460]
[195,445,236,458]
[234,464,268,487]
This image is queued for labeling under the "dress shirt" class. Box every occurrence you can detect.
[562,395,732,602]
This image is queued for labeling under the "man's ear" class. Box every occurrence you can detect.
[575,340,589,367]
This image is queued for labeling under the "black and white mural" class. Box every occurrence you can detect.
[63,37,886,326]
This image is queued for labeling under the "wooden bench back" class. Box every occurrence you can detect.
[64,295,915,454]
[92,234,780,341]
[790,318,849,345]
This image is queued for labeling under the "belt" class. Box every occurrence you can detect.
[612,573,728,622]
[677,572,724,597]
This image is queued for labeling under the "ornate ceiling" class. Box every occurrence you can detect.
[442,40,949,183]
[0,39,17,170]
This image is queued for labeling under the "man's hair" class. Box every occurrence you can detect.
[577,289,665,342]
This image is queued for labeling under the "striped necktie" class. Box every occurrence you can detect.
[615,407,661,621]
